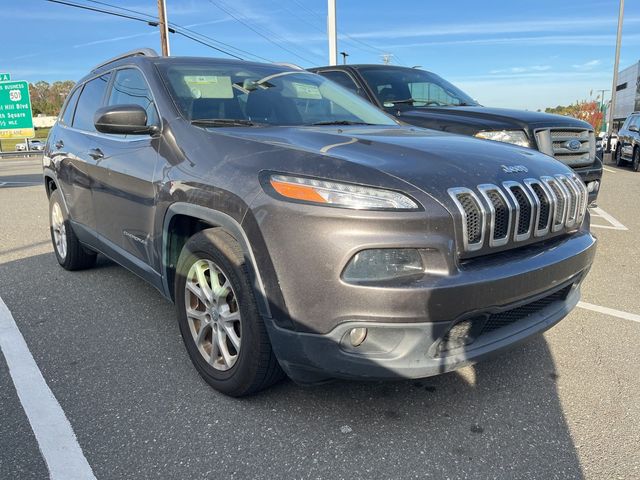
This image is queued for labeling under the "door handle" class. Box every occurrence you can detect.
[55,140,64,149]
[88,148,104,160]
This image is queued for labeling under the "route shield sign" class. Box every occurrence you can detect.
[0,80,34,139]
[0,73,10,82]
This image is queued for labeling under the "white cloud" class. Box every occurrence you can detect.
[490,65,551,74]
[572,59,601,70]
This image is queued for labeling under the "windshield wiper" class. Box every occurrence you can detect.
[191,118,258,127]
[310,120,373,126]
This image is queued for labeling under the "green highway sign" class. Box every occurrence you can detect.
[0,80,34,139]
[0,73,10,82]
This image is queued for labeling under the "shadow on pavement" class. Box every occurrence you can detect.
[0,252,583,479]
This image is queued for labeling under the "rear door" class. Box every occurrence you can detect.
[50,74,111,237]
[92,67,162,273]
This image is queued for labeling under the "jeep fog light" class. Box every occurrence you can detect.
[343,249,424,282]
[587,180,599,193]
[349,328,368,347]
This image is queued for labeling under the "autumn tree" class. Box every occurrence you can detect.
[28,80,75,116]
[545,101,603,133]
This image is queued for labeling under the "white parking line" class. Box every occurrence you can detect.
[603,167,617,173]
[578,301,640,324]
[589,206,628,231]
[0,296,96,480]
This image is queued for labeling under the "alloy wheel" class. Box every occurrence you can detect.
[51,202,67,260]
[184,259,242,371]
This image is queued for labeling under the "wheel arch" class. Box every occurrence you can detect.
[162,203,270,317]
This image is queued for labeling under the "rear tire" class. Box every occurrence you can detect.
[49,190,97,270]
[175,228,284,396]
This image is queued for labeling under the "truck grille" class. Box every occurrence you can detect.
[534,128,595,168]
[448,173,587,253]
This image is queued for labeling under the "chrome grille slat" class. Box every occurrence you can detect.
[523,179,552,237]
[478,185,511,247]
[450,175,587,253]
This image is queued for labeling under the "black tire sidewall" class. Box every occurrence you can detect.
[175,232,265,394]
[616,146,624,166]
[633,149,640,171]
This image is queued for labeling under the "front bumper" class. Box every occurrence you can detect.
[262,231,596,383]
[573,161,603,204]
[266,276,583,383]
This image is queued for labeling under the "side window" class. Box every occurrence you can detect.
[108,68,159,126]
[319,71,367,99]
[72,74,111,132]
[60,87,81,126]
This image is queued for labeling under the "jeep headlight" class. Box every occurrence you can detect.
[269,174,419,210]
[474,130,531,148]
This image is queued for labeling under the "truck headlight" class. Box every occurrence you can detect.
[269,174,419,210]
[343,249,424,282]
[474,130,531,148]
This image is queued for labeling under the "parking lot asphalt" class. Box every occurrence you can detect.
[0,157,638,480]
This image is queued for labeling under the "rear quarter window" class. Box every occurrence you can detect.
[60,87,81,126]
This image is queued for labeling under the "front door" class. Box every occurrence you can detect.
[92,67,162,273]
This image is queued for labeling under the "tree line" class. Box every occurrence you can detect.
[545,101,604,133]
[28,81,75,116]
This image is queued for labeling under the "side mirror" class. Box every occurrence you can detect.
[94,104,158,135]
[629,125,639,133]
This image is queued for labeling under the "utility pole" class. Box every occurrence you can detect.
[157,0,171,56]
[327,0,338,66]
[381,53,393,65]
[607,0,624,152]
[340,51,349,64]
[595,89,610,110]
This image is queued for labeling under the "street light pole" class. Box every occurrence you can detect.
[157,0,171,56]
[327,0,338,66]
[607,0,624,152]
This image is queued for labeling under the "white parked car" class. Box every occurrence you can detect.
[14,140,44,151]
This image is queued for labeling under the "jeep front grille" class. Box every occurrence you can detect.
[534,128,595,168]
[448,174,587,253]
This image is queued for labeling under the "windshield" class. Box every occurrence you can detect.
[358,67,478,108]
[156,61,398,127]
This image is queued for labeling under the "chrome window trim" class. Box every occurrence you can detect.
[448,187,486,252]
[502,181,534,242]
[477,184,511,247]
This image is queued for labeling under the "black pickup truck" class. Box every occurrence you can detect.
[310,65,603,202]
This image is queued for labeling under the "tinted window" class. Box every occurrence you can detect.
[108,68,158,126]
[319,71,366,98]
[157,62,396,126]
[72,74,110,131]
[60,87,81,126]
[358,67,477,108]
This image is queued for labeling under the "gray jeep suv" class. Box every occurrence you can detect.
[43,49,596,396]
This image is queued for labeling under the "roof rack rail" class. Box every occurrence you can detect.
[92,48,159,72]
[273,62,304,70]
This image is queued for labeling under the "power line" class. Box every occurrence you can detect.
[82,0,273,62]
[287,0,406,65]
[45,0,249,61]
[206,0,320,65]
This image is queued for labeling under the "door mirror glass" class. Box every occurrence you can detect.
[94,104,157,135]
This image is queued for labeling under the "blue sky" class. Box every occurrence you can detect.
[2,0,639,110]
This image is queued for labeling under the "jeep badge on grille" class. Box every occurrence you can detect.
[501,165,529,173]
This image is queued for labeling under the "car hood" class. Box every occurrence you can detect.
[211,125,572,197]
[397,105,593,131]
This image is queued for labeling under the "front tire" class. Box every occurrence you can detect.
[632,148,640,172]
[49,190,97,270]
[175,228,283,396]
[615,146,625,166]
